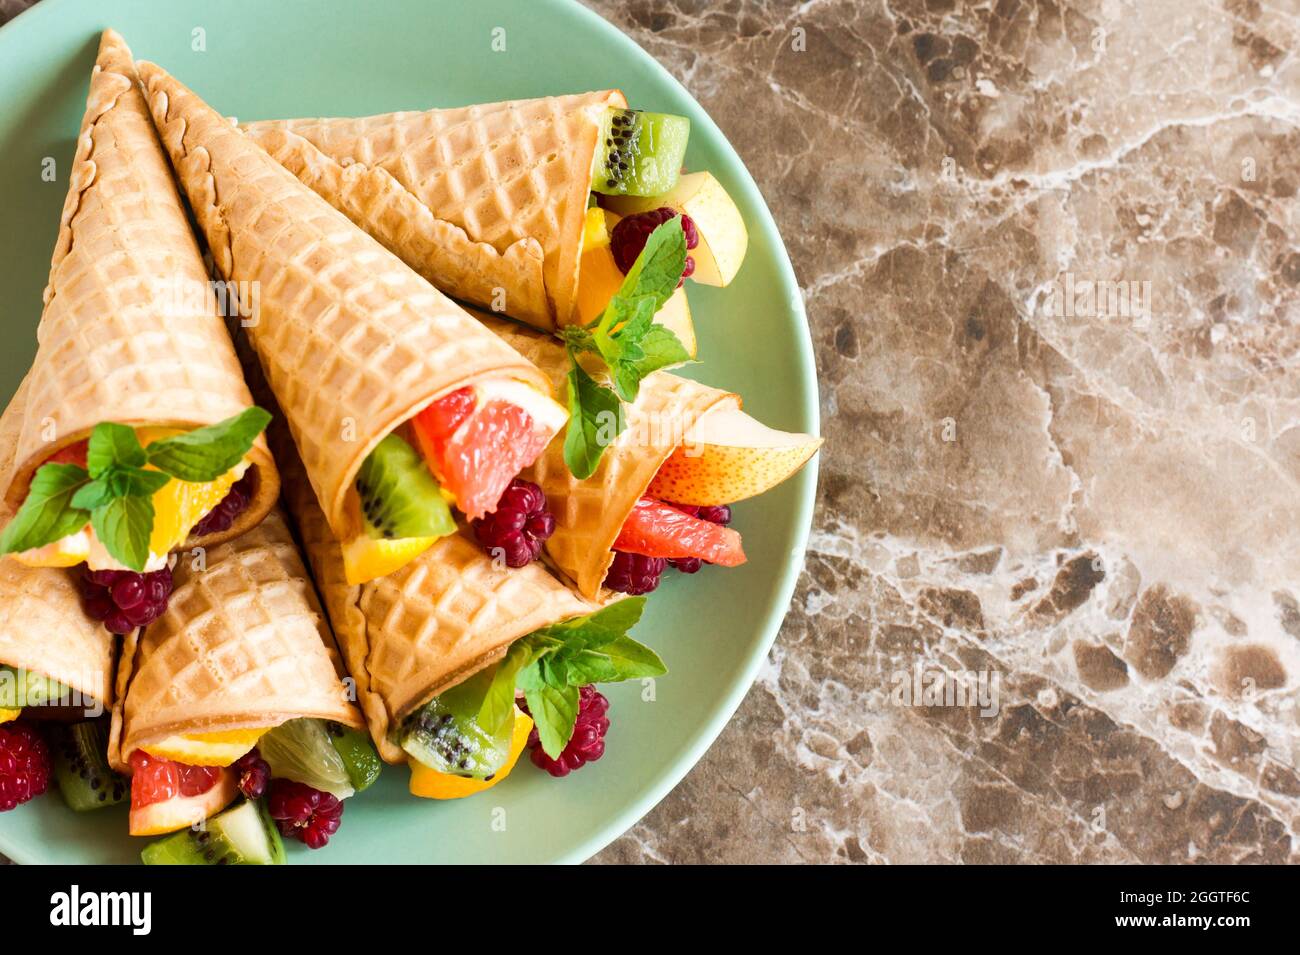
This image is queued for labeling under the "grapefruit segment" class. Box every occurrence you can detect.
[411,381,566,521]
[128,750,237,836]
[613,497,746,566]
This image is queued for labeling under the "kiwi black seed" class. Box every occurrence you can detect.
[50,719,126,813]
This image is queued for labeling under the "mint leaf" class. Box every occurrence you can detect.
[611,325,693,402]
[562,359,625,480]
[90,495,154,571]
[110,468,172,499]
[70,478,115,511]
[531,597,647,651]
[579,634,667,680]
[599,218,687,340]
[479,640,548,739]
[145,407,271,483]
[86,423,145,478]
[0,463,91,556]
[519,658,580,759]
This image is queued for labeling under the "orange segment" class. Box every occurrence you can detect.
[142,727,268,767]
[409,710,533,800]
[139,427,248,554]
[341,533,438,586]
[0,708,19,724]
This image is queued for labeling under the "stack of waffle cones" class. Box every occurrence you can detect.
[136,62,556,545]
[242,91,626,331]
[5,30,278,551]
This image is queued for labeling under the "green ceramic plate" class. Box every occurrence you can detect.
[0,0,818,864]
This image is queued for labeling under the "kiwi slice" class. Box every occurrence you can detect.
[258,718,354,799]
[591,107,689,197]
[0,666,70,709]
[49,720,127,812]
[141,799,285,865]
[355,434,456,540]
[399,671,511,780]
[325,721,382,792]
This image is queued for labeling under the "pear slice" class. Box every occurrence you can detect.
[647,405,821,506]
[604,171,748,287]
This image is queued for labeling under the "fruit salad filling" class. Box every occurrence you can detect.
[342,380,565,585]
[399,599,664,796]
[130,718,381,861]
[2,409,271,581]
[410,380,566,520]
[604,498,743,595]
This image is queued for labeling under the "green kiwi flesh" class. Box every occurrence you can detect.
[591,108,689,197]
[355,434,456,540]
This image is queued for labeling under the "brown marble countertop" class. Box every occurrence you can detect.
[4,0,1296,865]
[581,0,1299,865]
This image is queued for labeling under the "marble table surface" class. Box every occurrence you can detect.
[4,0,1297,865]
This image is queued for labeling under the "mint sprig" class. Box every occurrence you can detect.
[560,218,694,478]
[0,408,271,571]
[478,597,665,758]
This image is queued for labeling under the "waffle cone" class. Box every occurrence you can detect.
[137,63,554,544]
[272,409,598,764]
[480,314,739,599]
[242,90,627,331]
[5,31,278,550]
[108,507,363,772]
[0,378,114,707]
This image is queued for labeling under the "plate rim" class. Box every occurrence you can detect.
[0,0,821,866]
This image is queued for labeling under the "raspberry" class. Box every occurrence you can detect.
[233,749,270,800]
[696,504,732,526]
[0,722,50,811]
[522,685,610,778]
[668,556,703,574]
[603,551,666,595]
[190,472,256,538]
[80,564,173,634]
[472,479,556,568]
[267,779,343,849]
[609,207,698,286]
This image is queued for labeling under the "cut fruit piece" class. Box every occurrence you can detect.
[128,751,237,836]
[11,529,91,568]
[604,171,748,286]
[647,405,822,506]
[142,798,285,865]
[355,434,456,540]
[400,670,512,781]
[0,709,18,724]
[613,497,746,566]
[325,721,382,792]
[409,708,532,800]
[0,666,71,709]
[341,532,438,586]
[576,210,697,356]
[591,108,690,197]
[576,214,627,326]
[655,286,697,360]
[257,718,355,799]
[142,727,267,768]
[50,720,127,811]
[411,381,567,521]
[44,440,89,467]
[136,427,249,555]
